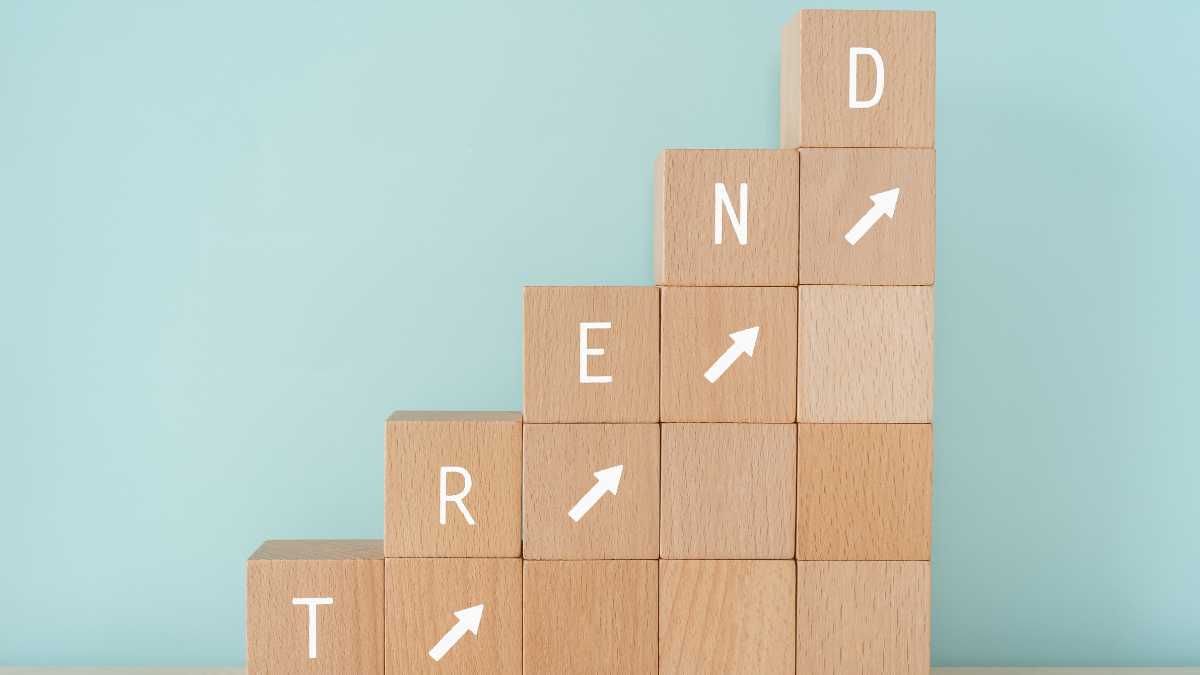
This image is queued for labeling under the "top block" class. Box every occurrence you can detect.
[781,10,935,148]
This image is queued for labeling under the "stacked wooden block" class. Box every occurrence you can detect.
[245,8,934,674]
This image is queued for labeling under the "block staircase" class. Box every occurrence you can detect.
[245,8,936,674]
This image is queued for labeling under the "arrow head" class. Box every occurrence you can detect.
[869,188,900,218]
[593,465,624,495]
[729,326,760,356]
[454,604,484,635]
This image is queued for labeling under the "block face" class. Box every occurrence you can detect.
[660,424,796,559]
[384,412,521,557]
[246,540,384,675]
[799,148,935,285]
[654,149,799,286]
[523,560,658,675]
[797,424,931,561]
[660,286,797,422]
[796,561,930,675]
[781,10,935,148]
[523,423,659,560]
[660,560,796,675]
[524,286,660,423]
[798,286,932,423]
[385,558,521,674]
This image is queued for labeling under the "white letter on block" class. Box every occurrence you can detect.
[292,597,334,659]
[578,321,613,384]
[849,47,885,109]
[714,182,749,245]
[440,466,476,525]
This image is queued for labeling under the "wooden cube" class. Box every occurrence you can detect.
[798,286,932,423]
[799,148,935,285]
[660,423,796,559]
[797,561,930,675]
[385,411,521,558]
[523,423,659,560]
[660,287,797,422]
[523,560,658,675]
[781,10,935,148]
[660,560,796,675]
[654,149,799,286]
[524,286,659,423]
[385,558,521,674]
[246,540,383,675]
[797,424,931,561]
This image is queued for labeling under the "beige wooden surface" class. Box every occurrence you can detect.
[523,560,657,675]
[384,411,522,558]
[384,558,520,674]
[780,9,935,148]
[799,148,935,285]
[171,653,1200,673]
[797,423,932,561]
[523,423,659,560]
[660,286,797,422]
[654,149,798,286]
[797,560,931,675]
[660,423,796,559]
[245,541,384,675]
[798,285,933,423]
[523,286,660,423]
[660,560,795,675]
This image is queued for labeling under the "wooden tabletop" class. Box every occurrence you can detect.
[4,662,1195,667]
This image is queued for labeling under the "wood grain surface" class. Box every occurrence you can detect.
[384,412,522,557]
[660,286,797,422]
[246,540,383,675]
[781,10,935,148]
[797,424,932,561]
[654,149,798,286]
[523,286,660,422]
[797,561,930,675]
[660,560,796,675]
[384,558,521,674]
[798,285,932,423]
[523,423,659,560]
[799,148,935,285]
[523,560,658,675]
[660,423,796,559]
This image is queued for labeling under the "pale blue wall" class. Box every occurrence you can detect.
[2,0,1198,666]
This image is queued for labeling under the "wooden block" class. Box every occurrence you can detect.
[796,561,930,675]
[523,423,659,560]
[781,10,935,148]
[660,423,796,559]
[523,286,659,423]
[385,558,521,674]
[523,560,658,675]
[799,148,935,285]
[246,540,383,675]
[798,286,932,423]
[660,560,796,675]
[660,286,797,422]
[797,424,932,561]
[654,149,799,286]
[384,411,521,557]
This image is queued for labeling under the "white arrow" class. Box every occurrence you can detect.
[843,187,900,245]
[567,465,623,522]
[428,604,484,662]
[703,326,759,383]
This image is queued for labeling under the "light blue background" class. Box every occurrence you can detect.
[3,0,1198,666]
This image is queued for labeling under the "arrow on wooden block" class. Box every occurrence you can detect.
[703,326,759,383]
[568,465,624,522]
[428,604,484,662]
[843,187,900,245]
